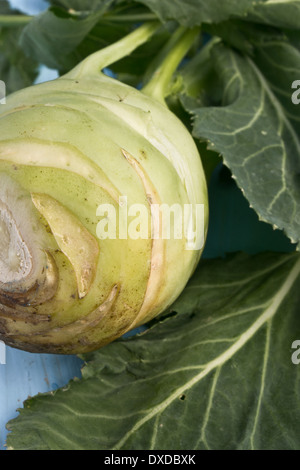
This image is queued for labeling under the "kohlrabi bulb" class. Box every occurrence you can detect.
[0,24,208,353]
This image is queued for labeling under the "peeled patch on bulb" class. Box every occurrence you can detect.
[0,40,208,353]
[0,204,32,284]
[31,193,99,299]
[0,176,59,321]
[0,174,49,295]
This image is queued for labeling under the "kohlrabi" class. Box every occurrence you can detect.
[0,23,208,354]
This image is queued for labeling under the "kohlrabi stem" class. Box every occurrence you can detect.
[0,15,33,26]
[66,21,160,79]
[141,26,200,105]
[103,13,157,22]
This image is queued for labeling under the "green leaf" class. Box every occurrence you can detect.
[6,252,300,450]
[19,1,114,71]
[0,29,38,93]
[202,20,254,56]
[0,0,17,15]
[181,40,300,247]
[284,28,300,51]
[0,1,38,93]
[17,1,164,77]
[248,0,300,30]
[135,0,300,30]
[136,0,258,26]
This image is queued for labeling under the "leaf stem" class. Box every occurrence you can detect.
[103,13,157,23]
[141,26,200,105]
[0,15,33,27]
[66,21,160,79]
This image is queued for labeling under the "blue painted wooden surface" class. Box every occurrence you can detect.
[0,349,83,449]
[9,0,49,15]
[0,0,294,451]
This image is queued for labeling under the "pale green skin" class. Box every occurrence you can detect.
[0,31,208,353]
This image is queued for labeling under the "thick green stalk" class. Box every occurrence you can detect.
[0,15,33,27]
[66,21,160,79]
[142,26,200,105]
[103,13,157,22]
